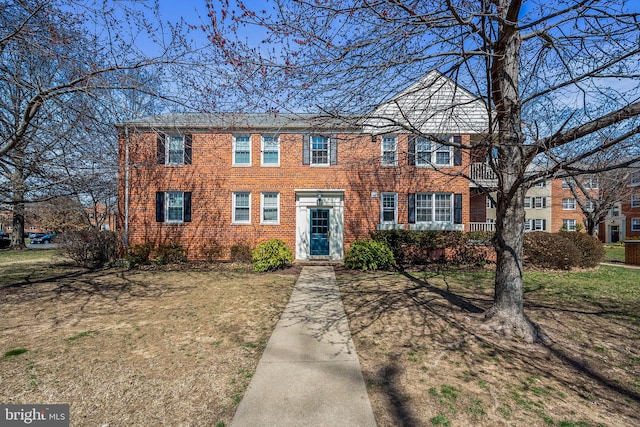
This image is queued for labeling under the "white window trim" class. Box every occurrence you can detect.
[563,219,577,231]
[233,135,252,166]
[165,191,184,224]
[261,192,280,225]
[232,192,251,224]
[631,172,640,186]
[525,218,546,231]
[381,136,398,167]
[261,134,280,167]
[380,192,398,224]
[415,193,453,223]
[562,198,576,210]
[310,135,330,166]
[631,194,640,208]
[524,197,532,209]
[632,218,640,231]
[166,135,185,166]
[416,136,453,167]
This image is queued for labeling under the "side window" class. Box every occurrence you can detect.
[262,135,280,166]
[261,192,280,224]
[381,136,397,166]
[381,193,397,223]
[155,191,191,223]
[233,192,251,224]
[157,134,192,165]
[233,135,251,166]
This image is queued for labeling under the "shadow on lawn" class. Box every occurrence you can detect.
[337,268,640,426]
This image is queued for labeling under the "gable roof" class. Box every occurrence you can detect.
[364,70,489,135]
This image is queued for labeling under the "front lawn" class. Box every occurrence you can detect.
[338,265,640,427]
[0,251,297,426]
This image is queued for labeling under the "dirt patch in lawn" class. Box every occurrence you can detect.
[337,266,640,427]
[0,260,297,426]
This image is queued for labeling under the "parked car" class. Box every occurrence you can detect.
[0,231,9,248]
[28,232,46,239]
[30,233,57,244]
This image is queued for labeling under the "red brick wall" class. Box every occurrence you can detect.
[550,179,595,232]
[622,187,640,239]
[119,132,473,260]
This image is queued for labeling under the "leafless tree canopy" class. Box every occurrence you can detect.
[203,0,640,341]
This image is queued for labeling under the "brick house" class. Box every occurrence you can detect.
[599,168,640,242]
[118,72,492,261]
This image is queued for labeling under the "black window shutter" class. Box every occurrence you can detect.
[183,192,192,222]
[408,137,416,166]
[453,135,462,166]
[184,134,192,165]
[542,219,547,231]
[542,197,547,208]
[408,193,416,223]
[156,192,165,222]
[157,134,166,164]
[454,193,463,224]
[330,134,338,165]
[302,135,310,165]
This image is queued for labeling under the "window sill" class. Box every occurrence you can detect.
[409,223,464,231]
[232,221,252,225]
[377,223,405,230]
[232,164,252,167]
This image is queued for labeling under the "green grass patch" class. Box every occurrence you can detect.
[430,414,451,426]
[604,243,625,262]
[3,348,28,358]
[65,330,99,342]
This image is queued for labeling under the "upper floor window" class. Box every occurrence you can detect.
[233,135,251,166]
[233,192,251,224]
[157,134,192,165]
[535,181,546,187]
[562,178,571,189]
[585,200,595,212]
[382,136,397,166]
[632,194,640,208]
[381,193,398,223]
[410,135,461,167]
[583,176,599,189]
[155,191,192,223]
[562,198,576,210]
[262,135,279,166]
[630,171,640,186]
[302,134,337,166]
[611,204,621,217]
[487,197,496,209]
[525,196,546,209]
[312,136,329,165]
[632,218,640,231]
[261,192,280,224]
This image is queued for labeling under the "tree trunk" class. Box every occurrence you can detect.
[9,152,27,250]
[483,0,538,342]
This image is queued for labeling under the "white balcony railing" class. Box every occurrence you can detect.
[470,163,498,186]
[468,222,496,232]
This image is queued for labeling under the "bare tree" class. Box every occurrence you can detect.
[204,0,640,341]
[0,0,191,248]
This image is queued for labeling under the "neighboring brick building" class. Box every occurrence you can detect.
[598,168,640,243]
[118,72,491,261]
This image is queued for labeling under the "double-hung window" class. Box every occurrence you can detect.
[562,179,571,189]
[233,135,251,166]
[415,193,452,223]
[261,192,279,224]
[632,194,640,208]
[155,191,191,223]
[562,219,577,231]
[525,218,546,231]
[381,193,398,223]
[311,136,329,165]
[262,135,279,166]
[631,171,640,186]
[233,192,251,224]
[632,218,640,231]
[584,177,599,189]
[414,137,453,166]
[157,134,192,165]
[382,136,397,166]
[562,198,576,210]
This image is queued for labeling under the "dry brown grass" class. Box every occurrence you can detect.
[337,266,640,427]
[0,251,297,426]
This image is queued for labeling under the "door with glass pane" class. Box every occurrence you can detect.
[310,209,330,256]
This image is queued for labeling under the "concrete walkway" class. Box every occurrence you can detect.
[231,266,377,427]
